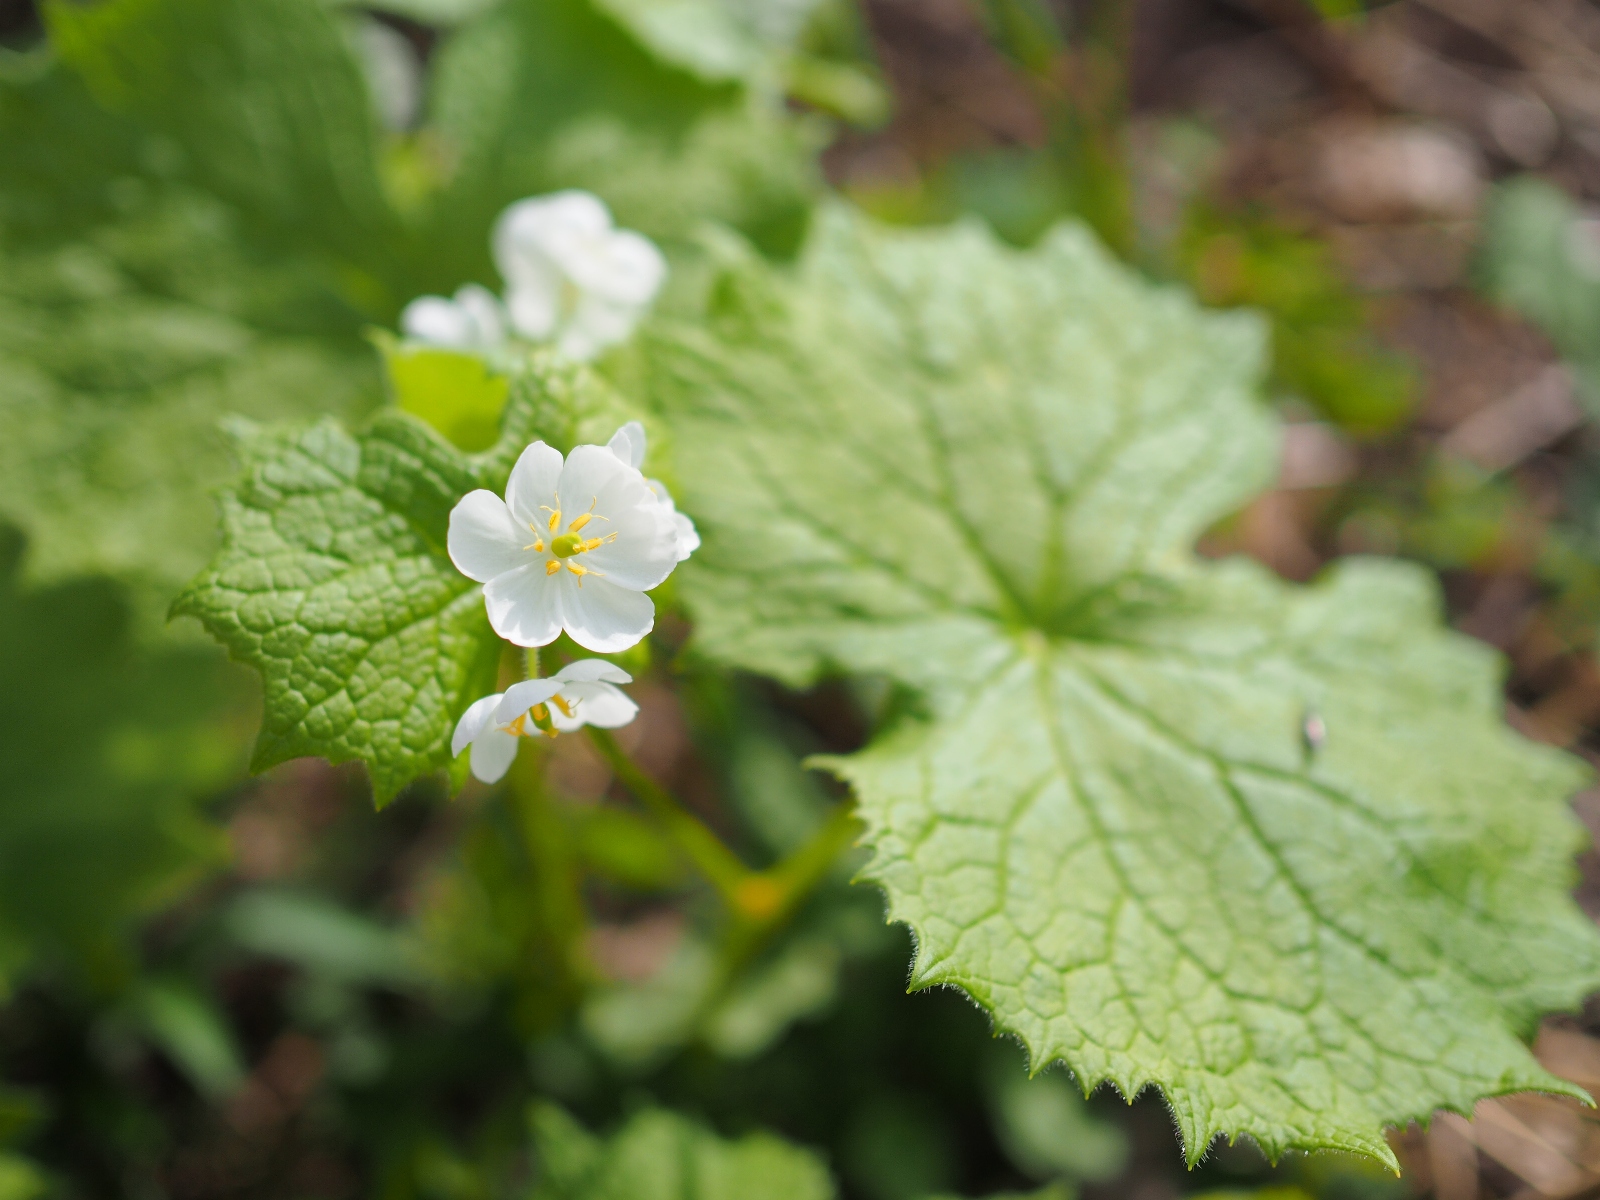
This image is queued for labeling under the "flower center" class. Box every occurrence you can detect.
[551,531,586,558]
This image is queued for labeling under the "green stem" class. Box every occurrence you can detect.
[585,726,752,903]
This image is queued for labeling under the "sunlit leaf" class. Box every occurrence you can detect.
[637,205,1600,1166]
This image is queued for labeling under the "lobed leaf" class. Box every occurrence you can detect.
[172,362,632,804]
[637,205,1600,1165]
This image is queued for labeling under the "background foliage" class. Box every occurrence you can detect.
[5,0,1600,1198]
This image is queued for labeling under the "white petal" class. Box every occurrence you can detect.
[581,497,680,591]
[505,272,561,340]
[671,510,700,561]
[560,680,639,729]
[401,295,473,348]
[469,727,521,783]
[566,230,666,307]
[495,192,611,287]
[484,562,562,647]
[556,573,655,653]
[561,294,642,359]
[454,283,507,348]
[448,490,528,583]
[555,658,632,685]
[556,443,634,516]
[496,678,563,724]
[607,421,647,471]
[505,441,564,530]
[452,693,504,757]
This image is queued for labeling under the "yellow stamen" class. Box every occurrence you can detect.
[505,713,528,737]
[531,703,548,722]
[522,538,545,552]
[552,694,575,718]
[548,510,561,531]
[546,560,561,575]
[568,513,591,533]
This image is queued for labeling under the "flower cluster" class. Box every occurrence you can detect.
[400,191,665,362]
[446,422,696,782]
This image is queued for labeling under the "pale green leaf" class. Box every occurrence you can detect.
[530,1103,836,1200]
[638,206,1600,1165]
[172,363,631,804]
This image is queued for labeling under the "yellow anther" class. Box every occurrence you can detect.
[505,713,528,737]
[531,703,548,722]
[566,563,588,576]
[581,537,605,552]
[568,513,592,533]
[552,695,575,718]
[545,560,561,575]
[522,538,545,552]
[548,509,561,531]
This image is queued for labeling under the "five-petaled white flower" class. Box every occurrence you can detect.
[451,660,638,784]
[447,428,689,652]
[493,191,666,362]
[398,283,508,353]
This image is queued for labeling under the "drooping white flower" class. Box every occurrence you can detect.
[605,421,700,562]
[447,440,683,652]
[451,661,638,783]
[399,283,507,353]
[493,191,666,362]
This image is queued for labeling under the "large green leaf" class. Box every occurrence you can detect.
[0,65,380,633]
[530,1104,836,1200]
[636,206,1600,1165]
[172,363,632,804]
[0,528,251,989]
[46,0,401,296]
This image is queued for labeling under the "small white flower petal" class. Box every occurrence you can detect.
[580,499,679,591]
[453,283,507,348]
[566,229,666,307]
[484,562,563,647]
[505,441,564,531]
[469,726,521,783]
[505,272,561,340]
[447,490,528,583]
[556,573,655,653]
[559,680,639,729]
[555,443,635,516]
[554,659,633,685]
[494,191,611,286]
[606,421,647,472]
[562,294,642,360]
[495,678,563,725]
[401,295,475,348]
[452,693,504,757]
[670,510,700,560]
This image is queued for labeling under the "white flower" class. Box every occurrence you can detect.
[451,660,638,783]
[398,283,507,353]
[493,191,666,362]
[605,421,700,562]
[447,438,683,652]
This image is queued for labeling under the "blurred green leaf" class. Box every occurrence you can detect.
[0,1154,47,1200]
[986,1062,1126,1182]
[227,890,422,986]
[0,529,249,988]
[575,806,685,890]
[424,0,819,272]
[530,1103,836,1199]
[47,0,402,296]
[128,977,247,1098]
[592,0,829,82]
[1480,176,1600,413]
[639,205,1600,1167]
[1181,206,1415,434]
[0,67,381,634]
